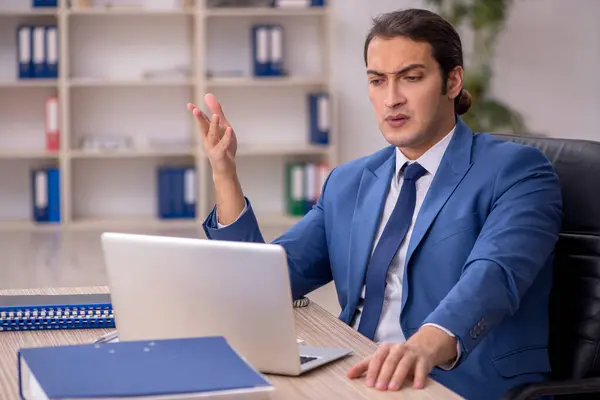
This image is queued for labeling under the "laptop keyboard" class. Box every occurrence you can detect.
[300,356,318,364]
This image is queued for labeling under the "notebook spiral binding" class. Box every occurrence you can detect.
[2,295,306,332]
[0,305,115,332]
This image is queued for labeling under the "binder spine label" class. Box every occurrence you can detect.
[270,26,283,63]
[184,168,195,205]
[291,165,303,201]
[35,171,47,209]
[46,96,59,151]
[46,26,58,77]
[257,27,268,64]
[33,27,45,78]
[317,94,329,133]
[18,26,32,79]
[19,27,31,64]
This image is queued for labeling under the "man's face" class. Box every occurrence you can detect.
[366,36,458,157]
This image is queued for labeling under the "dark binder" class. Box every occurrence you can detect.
[0,294,114,332]
[17,25,33,79]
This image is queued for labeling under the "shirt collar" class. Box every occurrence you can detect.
[395,125,456,180]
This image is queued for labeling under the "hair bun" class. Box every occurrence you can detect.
[455,89,472,115]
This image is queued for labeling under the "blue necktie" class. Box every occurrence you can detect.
[357,162,427,340]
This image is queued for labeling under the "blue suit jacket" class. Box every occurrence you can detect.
[203,117,563,400]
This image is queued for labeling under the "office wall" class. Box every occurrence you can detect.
[331,0,600,164]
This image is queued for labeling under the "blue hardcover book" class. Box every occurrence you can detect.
[1,293,114,332]
[308,92,330,144]
[31,169,49,222]
[268,25,284,76]
[32,26,46,78]
[47,167,60,223]
[45,25,58,78]
[252,25,270,77]
[17,336,274,399]
[157,167,173,219]
[17,25,33,79]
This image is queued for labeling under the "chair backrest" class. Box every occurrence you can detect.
[493,133,600,381]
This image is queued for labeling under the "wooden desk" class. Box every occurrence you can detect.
[0,287,464,400]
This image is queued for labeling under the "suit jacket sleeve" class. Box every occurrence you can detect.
[422,145,563,363]
[202,170,336,300]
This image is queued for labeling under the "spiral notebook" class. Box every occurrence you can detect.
[0,293,114,332]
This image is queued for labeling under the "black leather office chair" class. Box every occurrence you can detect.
[491,134,600,400]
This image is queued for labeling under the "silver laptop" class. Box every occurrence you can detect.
[100,232,352,376]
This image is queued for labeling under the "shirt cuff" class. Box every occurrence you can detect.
[216,201,248,228]
[421,323,461,370]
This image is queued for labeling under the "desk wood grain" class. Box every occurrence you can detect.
[0,287,464,400]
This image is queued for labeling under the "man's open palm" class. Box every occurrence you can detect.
[187,93,238,179]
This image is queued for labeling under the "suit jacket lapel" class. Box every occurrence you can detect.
[402,118,475,295]
[342,149,395,324]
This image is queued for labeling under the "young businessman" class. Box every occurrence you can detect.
[187,9,563,400]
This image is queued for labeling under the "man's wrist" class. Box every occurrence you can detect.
[407,325,458,367]
[213,171,238,185]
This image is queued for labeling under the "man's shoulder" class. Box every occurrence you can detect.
[471,132,553,170]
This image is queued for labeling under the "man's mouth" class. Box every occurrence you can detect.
[386,114,409,128]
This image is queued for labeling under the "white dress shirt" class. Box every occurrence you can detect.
[217,126,459,367]
[351,126,460,369]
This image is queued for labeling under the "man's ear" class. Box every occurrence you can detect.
[446,66,463,100]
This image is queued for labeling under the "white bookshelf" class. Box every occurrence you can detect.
[0,0,336,234]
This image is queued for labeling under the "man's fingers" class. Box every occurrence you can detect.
[346,356,371,379]
[388,354,416,391]
[207,113,221,146]
[219,127,233,152]
[204,93,230,127]
[412,358,429,389]
[188,103,210,140]
[365,345,391,387]
[375,345,406,390]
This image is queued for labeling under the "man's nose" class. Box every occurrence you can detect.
[384,82,406,109]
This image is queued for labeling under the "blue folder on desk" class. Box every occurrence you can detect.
[17,336,274,399]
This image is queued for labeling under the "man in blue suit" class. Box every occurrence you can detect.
[187,8,562,400]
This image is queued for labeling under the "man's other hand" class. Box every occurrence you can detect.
[346,325,457,391]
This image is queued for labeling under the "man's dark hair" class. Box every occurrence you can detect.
[364,8,472,115]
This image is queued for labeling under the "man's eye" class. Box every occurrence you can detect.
[369,79,383,85]
[406,76,421,82]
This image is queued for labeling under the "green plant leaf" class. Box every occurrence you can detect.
[461,98,526,134]
[425,0,528,135]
